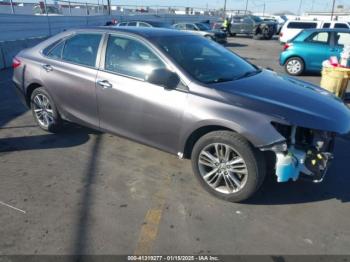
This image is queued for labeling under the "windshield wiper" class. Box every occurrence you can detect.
[234,69,262,81]
[205,69,262,84]
[206,77,235,84]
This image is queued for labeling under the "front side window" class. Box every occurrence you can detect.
[153,35,259,84]
[323,23,330,28]
[335,32,350,46]
[128,21,137,26]
[105,35,166,80]
[138,22,151,27]
[62,34,102,67]
[186,24,197,30]
[175,24,186,30]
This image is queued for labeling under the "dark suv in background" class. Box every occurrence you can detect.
[229,15,277,40]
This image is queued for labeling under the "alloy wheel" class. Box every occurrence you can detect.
[198,143,248,194]
[32,93,54,128]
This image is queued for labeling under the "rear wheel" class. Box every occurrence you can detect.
[285,57,304,76]
[191,131,266,202]
[30,87,62,132]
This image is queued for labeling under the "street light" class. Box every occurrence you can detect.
[331,0,336,21]
[297,0,303,16]
[245,0,249,14]
[223,0,227,17]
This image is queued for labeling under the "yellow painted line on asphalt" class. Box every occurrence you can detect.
[134,174,171,255]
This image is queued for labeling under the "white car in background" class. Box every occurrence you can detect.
[279,20,350,43]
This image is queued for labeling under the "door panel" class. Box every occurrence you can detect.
[40,33,102,127]
[40,60,99,127]
[96,72,187,153]
[302,32,332,71]
[97,34,187,153]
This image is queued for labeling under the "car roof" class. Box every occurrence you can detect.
[302,28,350,33]
[124,20,169,24]
[73,26,189,38]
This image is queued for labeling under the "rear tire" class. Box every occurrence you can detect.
[30,87,62,133]
[191,131,266,202]
[285,57,304,76]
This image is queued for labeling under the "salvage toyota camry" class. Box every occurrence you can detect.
[12,27,350,202]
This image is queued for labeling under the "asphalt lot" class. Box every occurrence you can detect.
[1,36,350,255]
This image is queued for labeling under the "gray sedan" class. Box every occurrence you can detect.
[173,22,227,43]
[12,27,350,202]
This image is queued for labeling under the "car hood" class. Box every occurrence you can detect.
[211,70,350,134]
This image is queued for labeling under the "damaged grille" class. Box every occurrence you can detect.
[269,122,335,183]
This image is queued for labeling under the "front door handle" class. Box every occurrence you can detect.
[97,80,113,89]
[42,64,53,72]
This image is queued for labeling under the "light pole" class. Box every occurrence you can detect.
[297,0,303,16]
[262,2,266,16]
[244,0,249,14]
[330,0,336,21]
[223,0,227,17]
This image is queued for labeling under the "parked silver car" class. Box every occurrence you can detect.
[12,27,350,202]
[173,22,227,43]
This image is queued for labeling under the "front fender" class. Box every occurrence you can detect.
[178,93,287,153]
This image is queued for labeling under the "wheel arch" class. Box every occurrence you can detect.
[25,82,42,107]
[183,125,243,159]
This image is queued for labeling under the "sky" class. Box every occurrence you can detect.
[110,0,349,14]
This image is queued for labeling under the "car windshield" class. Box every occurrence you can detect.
[152,35,260,84]
[251,16,263,22]
[195,23,210,31]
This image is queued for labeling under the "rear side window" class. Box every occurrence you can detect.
[287,22,317,29]
[323,23,330,28]
[306,32,330,44]
[335,32,350,46]
[47,41,65,59]
[128,21,137,26]
[62,34,102,67]
[334,23,349,29]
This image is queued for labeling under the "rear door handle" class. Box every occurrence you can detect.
[97,80,112,89]
[42,64,53,72]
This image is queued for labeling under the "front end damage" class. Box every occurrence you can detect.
[261,123,335,183]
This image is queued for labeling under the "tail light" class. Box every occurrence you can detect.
[279,32,283,37]
[283,43,292,51]
[12,57,21,69]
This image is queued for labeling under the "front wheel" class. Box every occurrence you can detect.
[191,131,266,202]
[285,57,304,76]
[30,87,62,132]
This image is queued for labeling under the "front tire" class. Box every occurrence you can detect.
[191,131,266,202]
[30,87,62,132]
[285,57,304,76]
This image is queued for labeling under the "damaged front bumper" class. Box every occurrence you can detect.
[261,125,335,183]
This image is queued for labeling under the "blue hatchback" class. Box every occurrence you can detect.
[280,28,350,76]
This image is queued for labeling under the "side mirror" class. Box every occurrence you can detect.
[146,68,180,90]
